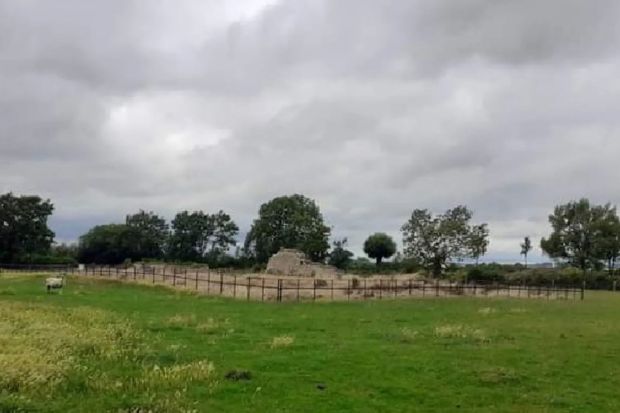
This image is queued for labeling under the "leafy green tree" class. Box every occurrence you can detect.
[541,199,615,274]
[244,194,330,263]
[125,210,169,259]
[328,238,354,270]
[77,224,139,264]
[0,193,55,263]
[401,205,485,277]
[167,211,209,262]
[46,242,79,264]
[209,210,240,260]
[363,233,396,266]
[167,210,238,263]
[593,209,620,276]
[468,224,489,265]
[520,236,532,268]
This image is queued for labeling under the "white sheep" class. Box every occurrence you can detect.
[45,273,66,293]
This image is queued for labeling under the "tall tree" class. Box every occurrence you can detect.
[207,210,240,260]
[468,224,490,265]
[594,211,620,276]
[167,211,209,262]
[520,236,532,268]
[77,224,139,264]
[167,210,238,263]
[244,194,330,263]
[0,193,55,263]
[540,199,614,274]
[328,238,354,270]
[401,205,485,277]
[125,210,169,259]
[363,233,396,266]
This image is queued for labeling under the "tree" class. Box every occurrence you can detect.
[77,224,139,264]
[208,210,240,260]
[594,211,620,276]
[167,210,238,263]
[520,236,532,268]
[540,199,615,274]
[401,205,485,277]
[244,194,330,263]
[0,193,55,263]
[125,210,169,259]
[468,224,489,265]
[46,242,78,264]
[363,233,396,266]
[328,238,354,270]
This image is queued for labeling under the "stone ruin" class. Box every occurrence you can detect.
[266,248,338,277]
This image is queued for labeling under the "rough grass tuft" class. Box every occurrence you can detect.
[478,307,496,315]
[434,324,489,342]
[270,335,295,348]
[400,327,419,343]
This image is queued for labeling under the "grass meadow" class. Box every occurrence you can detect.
[1,273,619,412]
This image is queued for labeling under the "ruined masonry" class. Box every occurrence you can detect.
[266,248,338,277]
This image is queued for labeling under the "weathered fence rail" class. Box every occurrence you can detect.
[0,264,585,302]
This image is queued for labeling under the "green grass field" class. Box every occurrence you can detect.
[1,273,619,413]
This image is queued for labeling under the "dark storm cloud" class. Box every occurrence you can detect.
[1,0,619,260]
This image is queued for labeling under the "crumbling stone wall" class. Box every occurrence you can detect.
[266,248,337,277]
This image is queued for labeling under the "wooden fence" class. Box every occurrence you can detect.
[0,264,584,302]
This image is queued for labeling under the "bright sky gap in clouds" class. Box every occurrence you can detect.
[2,0,620,262]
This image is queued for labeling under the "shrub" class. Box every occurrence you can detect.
[467,266,505,283]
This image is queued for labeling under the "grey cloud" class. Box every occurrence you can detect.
[1,0,620,261]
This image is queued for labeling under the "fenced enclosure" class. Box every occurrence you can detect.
[0,264,585,302]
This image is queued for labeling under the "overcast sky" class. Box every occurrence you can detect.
[2,0,620,262]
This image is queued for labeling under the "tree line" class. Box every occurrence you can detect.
[1,192,619,278]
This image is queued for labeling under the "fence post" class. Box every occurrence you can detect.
[393,280,397,298]
[233,275,237,298]
[207,271,211,294]
[363,279,367,299]
[247,277,251,301]
[379,280,382,300]
[435,280,439,297]
[331,279,334,301]
[581,280,585,301]
[219,272,224,295]
[261,278,265,302]
[173,269,176,286]
[195,270,199,290]
[408,278,412,296]
[347,280,350,301]
[313,279,317,302]
[297,279,300,302]
[277,279,283,302]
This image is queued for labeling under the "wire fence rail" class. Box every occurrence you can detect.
[0,264,585,302]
